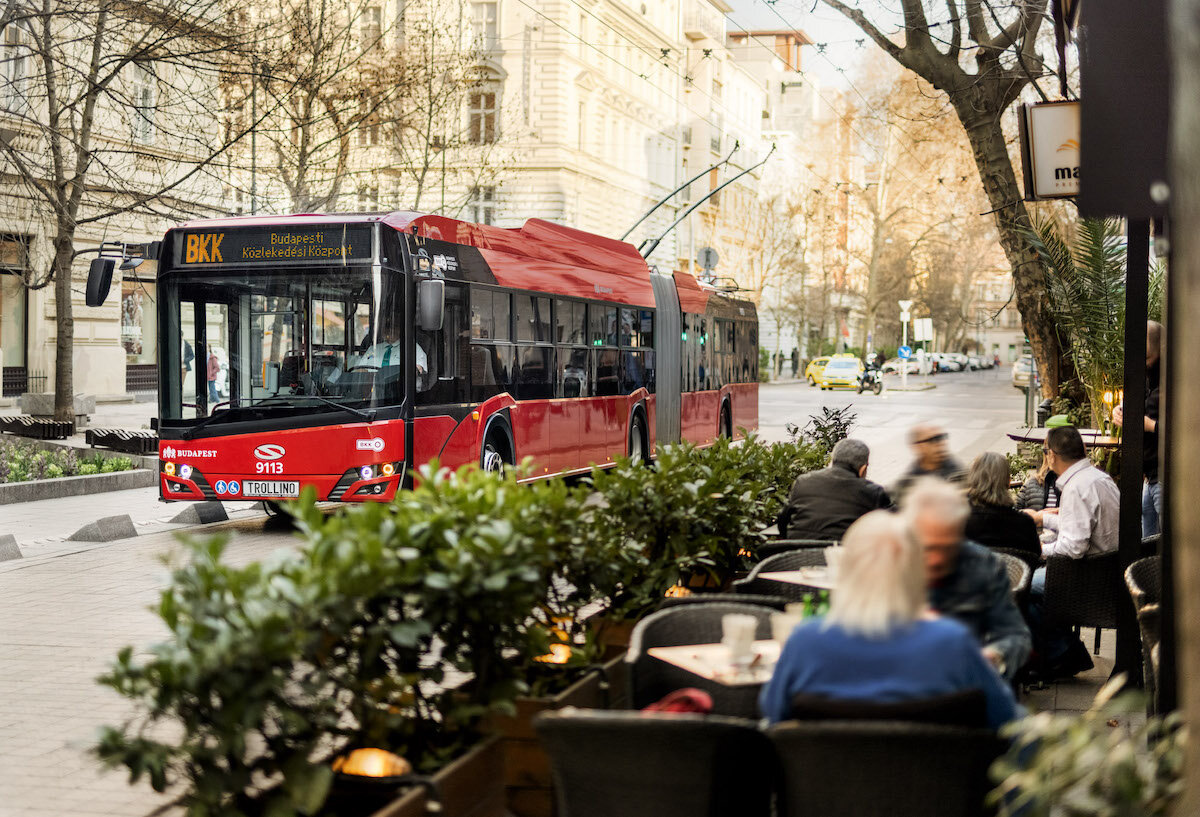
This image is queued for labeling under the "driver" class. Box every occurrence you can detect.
[351,323,427,378]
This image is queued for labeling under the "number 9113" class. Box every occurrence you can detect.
[255,461,284,474]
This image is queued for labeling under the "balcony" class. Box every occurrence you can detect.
[683,2,724,41]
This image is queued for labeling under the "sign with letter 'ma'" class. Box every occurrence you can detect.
[1018,101,1081,200]
[177,224,374,266]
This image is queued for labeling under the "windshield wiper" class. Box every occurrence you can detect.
[179,395,376,440]
[248,394,377,422]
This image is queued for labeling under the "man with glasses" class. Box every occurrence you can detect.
[1022,426,1120,678]
[891,422,966,504]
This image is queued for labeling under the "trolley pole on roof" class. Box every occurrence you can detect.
[638,144,777,261]
[620,142,740,242]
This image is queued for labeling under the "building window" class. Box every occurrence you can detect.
[469,186,495,225]
[362,5,382,47]
[1,21,30,112]
[357,186,380,212]
[130,64,156,145]
[468,89,498,144]
[472,2,498,51]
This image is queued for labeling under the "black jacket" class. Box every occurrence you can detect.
[965,502,1042,564]
[777,462,893,541]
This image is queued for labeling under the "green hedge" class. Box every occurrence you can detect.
[97,436,823,815]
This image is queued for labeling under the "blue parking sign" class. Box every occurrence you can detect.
[898,346,912,359]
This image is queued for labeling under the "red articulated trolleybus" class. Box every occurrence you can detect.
[151,212,757,504]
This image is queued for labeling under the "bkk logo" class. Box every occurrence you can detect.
[355,438,385,452]
[254,444,286,461]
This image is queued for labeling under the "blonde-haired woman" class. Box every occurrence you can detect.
[759,510,1018,728]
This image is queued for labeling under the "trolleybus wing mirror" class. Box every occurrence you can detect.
[417,279,445,331]
[85,257,115,306]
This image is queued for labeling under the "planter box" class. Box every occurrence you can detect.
[491,650,628,817]
[370,735,505,817]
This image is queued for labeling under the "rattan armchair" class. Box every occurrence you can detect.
[535,709,776,817]
[993,551,1032,603]
[1125,555,1162,713]
[767,720,1005,817]
[758,538,836,560]
[732,549,828,602]
[657,592,790,612]
[626,601,774,717]
[1044,549,1124,655]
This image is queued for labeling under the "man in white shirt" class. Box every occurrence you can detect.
[351,324,427,377]
[1022,425,1120,679]
[1024,426,1120,559]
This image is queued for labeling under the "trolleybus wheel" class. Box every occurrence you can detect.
[628,413,648,464]
[481,434,512,475]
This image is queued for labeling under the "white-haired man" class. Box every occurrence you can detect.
[905,478,1032,680]
[776,438,892,541]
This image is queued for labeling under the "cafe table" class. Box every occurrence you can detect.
[646,639,782,719]
[1006,426,1121,449]
[757,567,837,592]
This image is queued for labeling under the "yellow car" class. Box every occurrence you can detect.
[804,356,831,386]
[819,356,865,390]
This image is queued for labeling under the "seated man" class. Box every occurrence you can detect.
[905,478,1033,680]
[1021,426,1120,678]
[891,423,967,504]
[776,438,892,540]
[351,323,426,377]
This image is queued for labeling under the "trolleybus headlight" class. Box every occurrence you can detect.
[382,462,396,477]
[179,464,193,480]
[164,462,176,476]
[360,465,375,481]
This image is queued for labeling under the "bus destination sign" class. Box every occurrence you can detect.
[179,224,373,265]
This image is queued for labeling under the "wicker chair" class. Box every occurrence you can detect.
[657,592,791,612]
[732,549,828,602]
[1125,555,1162,713]
[768,720,1005,817]
[626,602,774,718]
[535,709,776,817]
[787,689,988,728]
[994,552,1032,603]
[1044,550,1125,655]
[758,538,836,560]
[989,545,1040,573]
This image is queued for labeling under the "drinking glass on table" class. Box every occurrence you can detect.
[722,613,758,671]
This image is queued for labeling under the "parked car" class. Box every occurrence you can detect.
[804,356,831,386]
[967,354,983,370]
[882,357,919,375]
[1012,354,1035,390]
[934,353,964,372]
[819,356,865,390]
[946,353,971,371]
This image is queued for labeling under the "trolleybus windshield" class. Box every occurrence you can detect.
[160,264,406,428]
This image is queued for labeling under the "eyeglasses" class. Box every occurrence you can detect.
[1042,447,1054,456]
[916,433,948,444]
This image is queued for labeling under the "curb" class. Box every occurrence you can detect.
[0,468,157,505]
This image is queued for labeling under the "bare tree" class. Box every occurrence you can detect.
[0,0,257,420]
[819,0,1073,396]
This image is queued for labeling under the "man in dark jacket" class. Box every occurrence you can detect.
[906,477,1032,680]
[776,438,892,540]
[890,422,967,504]
[1112,319,1162,535]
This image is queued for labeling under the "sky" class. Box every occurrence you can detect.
[723,0,880,88]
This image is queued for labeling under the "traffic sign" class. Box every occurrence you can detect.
[696,247,719,270]
[898,345,912,359]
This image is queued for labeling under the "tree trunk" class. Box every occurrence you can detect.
[951,101,1071,397]
[1168,0,1200,807]
[52,230,74,423]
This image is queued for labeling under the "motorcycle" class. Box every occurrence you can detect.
[858,366,884,395]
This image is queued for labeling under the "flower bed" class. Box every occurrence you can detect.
[0,435,134,483]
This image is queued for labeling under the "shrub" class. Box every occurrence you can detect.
[0,436,134,483]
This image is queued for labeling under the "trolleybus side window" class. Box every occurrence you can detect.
[592,305,619,396]
[469,287,516,402]
[555,298,588,398]
[417,283,469,406]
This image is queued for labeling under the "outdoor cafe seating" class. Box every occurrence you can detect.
[534,709,775,817]
[732,548,829,601]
